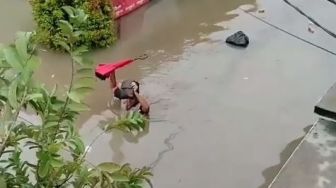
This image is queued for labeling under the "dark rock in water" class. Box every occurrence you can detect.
[226,31,249,47]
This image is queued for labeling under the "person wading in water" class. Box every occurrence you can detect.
[109,71,150,116]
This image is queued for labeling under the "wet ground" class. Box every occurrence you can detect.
[1,0,336,187]
[270,119,336,188]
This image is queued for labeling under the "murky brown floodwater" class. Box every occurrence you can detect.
[2,0,336,187]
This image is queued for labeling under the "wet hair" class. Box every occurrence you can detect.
[114,80,140,100]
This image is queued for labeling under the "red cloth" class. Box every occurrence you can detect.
[95,59,133,80]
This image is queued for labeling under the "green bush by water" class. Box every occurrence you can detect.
[30,0,117,51]
[0,9,151,187]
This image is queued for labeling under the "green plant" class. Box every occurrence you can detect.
[0,15,151,188]
[30,0,117,51]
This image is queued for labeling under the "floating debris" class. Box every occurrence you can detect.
[226,31,250,47]
[258,9,265,13]
[308,22,315,33]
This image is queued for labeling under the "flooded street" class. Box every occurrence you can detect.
[1,0,336,187]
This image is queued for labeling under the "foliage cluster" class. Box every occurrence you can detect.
[0,8,151,188]
[30,0,117,51]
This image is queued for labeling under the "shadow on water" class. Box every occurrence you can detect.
[258,125,313,188]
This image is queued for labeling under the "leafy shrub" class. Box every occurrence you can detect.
[0,13,151,187]
[30,0,117,51]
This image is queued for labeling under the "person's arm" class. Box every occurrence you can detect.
[109,71,117,89]
[134,92,150,114]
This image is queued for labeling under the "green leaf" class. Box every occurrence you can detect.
[76,68,93,77]
[81,56,94,66]
[70,136,85,154]
[97,162,121,173]
[73,31,84,38]
[15,32,31,60]
[74,77,95,89]
[143,171,153,177]
[0,176,6,188]
[8,80,18,108]
[110,173,129,182]
[0,77,9,87]
[75,9,88,23]
[72,55,83,65]
[37,151,50,178]
[25,55,41,72]
[73,46,88,55]
[38,161,50,178]
[50,159,63,168]
[26,93,43,101]
[62,6,75,17]
[59,20,73,36]
[48,143,62,153]
[67,91,81,103]
[68,102,90,112]
[0,43,4,60]
[74,87,93,95]
[44,121,58,129]
[56,41,70,52]
[3,46,23,71]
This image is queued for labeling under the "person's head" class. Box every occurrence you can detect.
[117,80,139,98]
[120,80,139,110]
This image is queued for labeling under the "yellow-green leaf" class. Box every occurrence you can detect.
[44,121,58,129]
[73,46,88,55]
[56,41,70,52]
[59,20,73,36]
[110,173,129,182]
[26,55,41,72]
[70,137,85,154]
[26,93,43,101]
[0,176,6,188]
[74,87,93,95]
[50,159,63,168]
[48,143,62,153]
[76,68,93,76]
[3,46,23,71]
[97,162,121,173]
[38,162,50,178]
[67,91,81,103]
[62,6,75,17]
[8,80,18,108]
[74,77,95,89]
[15,32,30,60]
[72,55,83,65]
